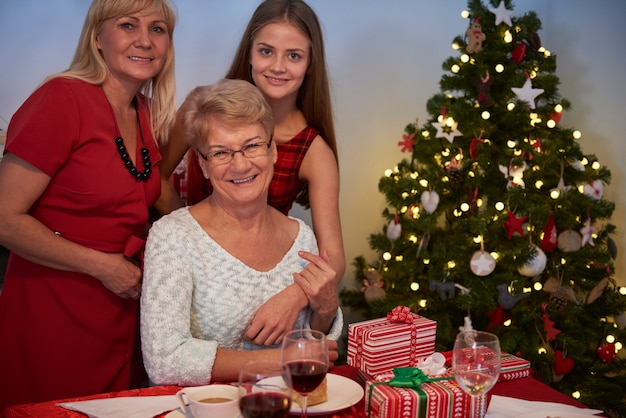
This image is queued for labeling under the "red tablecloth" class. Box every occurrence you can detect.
[2,365,592,418]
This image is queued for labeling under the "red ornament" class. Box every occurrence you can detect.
[504,211,527,239]
[550,111,562,125]
[542,303,561,341]
[486,305,511,331]
[512,42,527,63]
[541,212,558,252]
[398,132,415,153]
[542,315,561,341]
[469,137,484,159]
[528,32,542,50]
[553,350,575,375]
[597,343,616,363]
[528,138,542,160]
[474,72,494,107]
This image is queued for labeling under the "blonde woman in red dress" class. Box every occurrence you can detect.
[0,0,176,410]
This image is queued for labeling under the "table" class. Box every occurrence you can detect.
[2,365,593,418]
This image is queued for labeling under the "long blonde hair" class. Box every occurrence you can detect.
[48,0,177,144]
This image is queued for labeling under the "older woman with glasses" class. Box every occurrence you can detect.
[140,79,342,385]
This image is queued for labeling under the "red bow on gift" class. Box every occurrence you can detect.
[387,305,413,323]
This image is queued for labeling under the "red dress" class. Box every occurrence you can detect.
[186,126,318,214]
[0,78,162,412]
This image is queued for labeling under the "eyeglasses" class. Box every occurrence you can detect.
[197,137,273,165]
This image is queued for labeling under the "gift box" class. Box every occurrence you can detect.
[347,307,437,376]
[498,352,531,381]
[365,370,487,418]
[441,351,531,382]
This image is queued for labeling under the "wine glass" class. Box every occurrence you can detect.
[280,329,329,418]
[452,330,501,418]
[237,360,293,418]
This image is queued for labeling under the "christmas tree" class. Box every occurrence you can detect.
[340,1,626,416]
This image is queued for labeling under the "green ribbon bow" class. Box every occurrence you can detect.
[389,367,439,387]
[367,368,453,417]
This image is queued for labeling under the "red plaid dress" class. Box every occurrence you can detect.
[186,126,318,214]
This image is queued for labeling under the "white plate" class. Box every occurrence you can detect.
[292,373,364,415]
[166,374,364,417]
[516,411,601,418]
[259,373,364,415]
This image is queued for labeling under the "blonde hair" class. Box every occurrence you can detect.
[48,0,177,144]
[182,79,274,151]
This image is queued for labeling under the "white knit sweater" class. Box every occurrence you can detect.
[140,207,343,385]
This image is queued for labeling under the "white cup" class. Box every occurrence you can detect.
[176,384,241,418]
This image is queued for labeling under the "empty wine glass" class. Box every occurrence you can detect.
[452,330,501,418]
[237,360,293,418]
[280,329,328,418]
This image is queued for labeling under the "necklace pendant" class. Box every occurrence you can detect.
[109,97,152,182]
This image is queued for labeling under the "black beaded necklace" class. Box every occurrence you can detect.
[111,99,152,182]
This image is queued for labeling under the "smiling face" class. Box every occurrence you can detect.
[199,117,277,207]
[250,21,311,104]
[96,9,170,92]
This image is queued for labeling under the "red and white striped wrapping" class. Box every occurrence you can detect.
[347,314,437,376]
[365,373,485,418]
[498,352,531,381]
[441,351,531,382]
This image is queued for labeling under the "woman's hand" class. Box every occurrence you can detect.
[244,284,308,346]
[92,252,143,299]
[294,249,339,332]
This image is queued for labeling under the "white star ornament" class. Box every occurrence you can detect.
[489,1,514,26]
[433,121,462,144]
[511,78,544,109]
[470,251,496,276]
[580,218,596,247]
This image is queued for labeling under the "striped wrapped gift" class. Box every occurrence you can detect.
[441,351,531,381]
[498,352,531,381]
[347,309,437,376]
[365,371,486,418]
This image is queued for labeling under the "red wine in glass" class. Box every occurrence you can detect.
[239,392,291,418]
[281,329,329,417]
[286,360,328,394]
[237,360,293,418]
